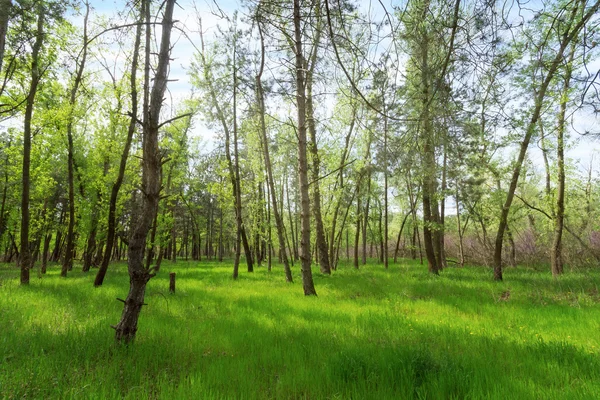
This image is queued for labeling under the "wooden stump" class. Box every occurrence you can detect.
[169,272,176,294]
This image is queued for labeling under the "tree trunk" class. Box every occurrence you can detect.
[95,6,142,287]
[62,3,90,277]
[551,43,575,277]
[20,10,44,285]
[114,0,175,343]
[362,169,371,265]
[0,0,11,74]
[41,233,51,274]
[255,16,292,281]
[293,0,316,295]
[328,107,356,268]
[354,192,361,269]
[197,20,253,276]
[383,111,389,268]
[305,6,330,275]
[285,175,298,262]
[455,187,465,267]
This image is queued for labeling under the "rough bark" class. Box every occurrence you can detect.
[114,0,175,343]
[293,0,316,295]
[20,10,44,285]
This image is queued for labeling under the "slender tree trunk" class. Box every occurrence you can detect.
[41,233,51,274]
[0,148,10,242]
[438,145,447,269]
[455,187,465,267]
[62,3,90,276]
[255,17,292,281]
[328,108,356,268]
[0,0,11,74]
[82,219,98,272]
[285,175,298,262]
[20,10,44,285]
[362,169,371,265]
[393,210,412,263]
[383,111,389,268]
[305,5,330,275]
[197,22,253,276]
[354,192,361,269]
[551,45,575,277]
[293,0,316,295]
[95,8,142,287]
[114,0,175,343]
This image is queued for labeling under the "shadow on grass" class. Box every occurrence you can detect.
[2,259,600,399]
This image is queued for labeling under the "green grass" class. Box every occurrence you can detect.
[1,259,600,399]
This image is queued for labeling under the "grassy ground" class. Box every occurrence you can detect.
[1,259,599,399]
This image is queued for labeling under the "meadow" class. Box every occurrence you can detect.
[1,259,599,399]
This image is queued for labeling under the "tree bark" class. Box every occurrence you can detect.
[293,0,316,295]
[20,9,44,285]
[551,43,575,277]
[383,110,389,268]
[94,6,142,287]
[62,2,90,276]
[255,15,292,281]
[114,0,175,343]
[0,0,11,74]
[305,3,330,275]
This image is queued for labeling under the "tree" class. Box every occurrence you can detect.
[492,0,600,281]
[293,0,317,295]
[20,3,45,285]
[254,6,293,282]
[0,0,10,73]
[113,0,175,343]
[94,4,143,287]
[61,0,89,276]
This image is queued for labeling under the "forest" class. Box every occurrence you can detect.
[1,0,600,398]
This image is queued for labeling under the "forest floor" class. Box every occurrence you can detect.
[1,259,599,399]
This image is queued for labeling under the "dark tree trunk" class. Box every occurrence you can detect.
[394,211,412,263]
[114,0,175,343]
[41,233,51,274]
[82,223,97,272]
[362,169,371,265]
[383,112,389,268]
[62,3,90,277]
[304,6,330,275]
[95,6,142,287]
[20,10,44,285]
[353,192,361,269]
[551,44,575,277]
[0,0,11,74]
[285,175,298,262]
[328,107,356,269]
[293,0,316,295]
[255,16,292,281]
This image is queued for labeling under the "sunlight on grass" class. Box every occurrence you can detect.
[1,260,599,399]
